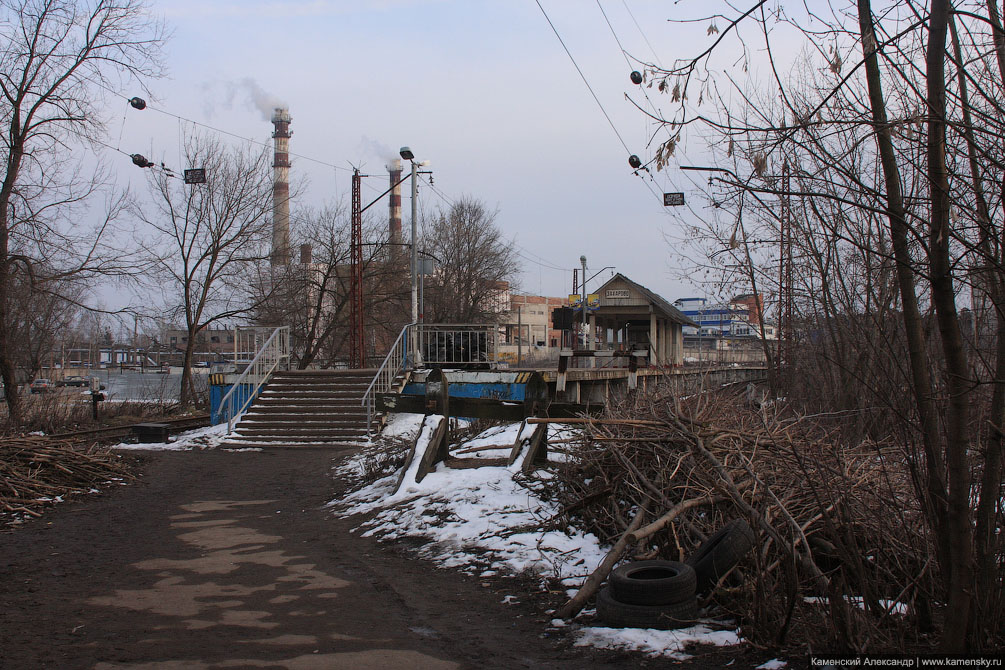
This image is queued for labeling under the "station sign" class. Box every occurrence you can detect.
[184,168,207,184]
[606,289,630,299]
[663,192,685,206]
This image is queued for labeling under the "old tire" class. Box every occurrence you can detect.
[596,586,698,630]
[686,519,756,593]
[609,560,696,606]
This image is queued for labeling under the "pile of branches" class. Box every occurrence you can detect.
[549,383,941,652]
[0,436,132,524]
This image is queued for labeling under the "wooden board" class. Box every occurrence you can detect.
[414,417,449,484]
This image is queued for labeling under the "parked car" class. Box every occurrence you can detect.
[57,375,89,387]
[30,378,54,394]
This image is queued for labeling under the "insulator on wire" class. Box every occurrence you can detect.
[630,71,643,85]
[131,153,153,168]
[628,155,642,169]
[129,97,146,110]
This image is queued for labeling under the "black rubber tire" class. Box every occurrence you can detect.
[609,560,696,606]
[685,518,756,593]
[596,586,698,630]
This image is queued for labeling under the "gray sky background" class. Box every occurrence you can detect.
[103,0,742,311]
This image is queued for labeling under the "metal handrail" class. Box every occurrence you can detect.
[220,326,290,432]
[362,323,413,436]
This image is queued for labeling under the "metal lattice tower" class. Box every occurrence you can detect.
[350,169,365,369]
[776,161,793,380]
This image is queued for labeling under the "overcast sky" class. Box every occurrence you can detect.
[108,0,732,306]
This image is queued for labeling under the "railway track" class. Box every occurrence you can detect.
[48,414,211,444]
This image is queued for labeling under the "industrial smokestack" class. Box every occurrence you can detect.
[271,107,292,267]
[388,158,402,248]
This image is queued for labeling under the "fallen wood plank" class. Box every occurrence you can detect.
[527,417,665,427]
[507,419,528,466]
[414,417,449,484]
[453,444,511,455]
[392,414,433,494]
[443,457,509,469]
[521,423,549,474]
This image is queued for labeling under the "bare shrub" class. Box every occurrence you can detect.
[552,377,950,652]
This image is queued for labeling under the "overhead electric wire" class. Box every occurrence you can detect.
[91,78,352,172]
[534,0,632,156]
[622,0,661,63]
[597,1,728,229]
[417,174,573,275]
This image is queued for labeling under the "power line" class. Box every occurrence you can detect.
[418,174,573,274]
[534,0,632,156]
[596,0,634,71]
[93,79,352,172]
[622,0,661,64]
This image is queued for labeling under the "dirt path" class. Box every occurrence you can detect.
[1,447,693,669]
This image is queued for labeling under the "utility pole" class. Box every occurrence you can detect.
[580,255,588,349]
[777,160,792,382]
[350,169,364,368]
[410,158,418,326]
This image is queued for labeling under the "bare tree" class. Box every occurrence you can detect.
[252,204,410,368]
[8,267,83,377]
[136,134,272,406]
[0,0,164,422]
[420,197,518,323]
[629,0,1004,650]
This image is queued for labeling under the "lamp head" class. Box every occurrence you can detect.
[399,146,415,160]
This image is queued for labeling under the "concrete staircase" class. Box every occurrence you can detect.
[226,369,374,447]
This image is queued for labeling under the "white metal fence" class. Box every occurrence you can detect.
[219,326,290,433]
[361,323,498,435]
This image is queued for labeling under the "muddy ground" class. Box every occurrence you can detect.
[0,447,794,669]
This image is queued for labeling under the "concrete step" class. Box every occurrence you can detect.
[263,384,370,393]
[239,417,366,428]
[230,369,375,448]
[245,403,363,413]
[220,438,365,448]
[258,390,367,399]
[235,427,368,439]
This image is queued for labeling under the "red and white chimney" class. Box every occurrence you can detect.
[388,158,402,247]
[270,107,292,267]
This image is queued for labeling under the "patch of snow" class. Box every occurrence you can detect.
[332,418,605,582]
[381,412,425,439]
[757,659,787,669]
[574,624,742,660]
[333,418,744,659]
[110,423,230,451]
[803,596,908,615]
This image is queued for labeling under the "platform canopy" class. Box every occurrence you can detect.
[585,273,697,366]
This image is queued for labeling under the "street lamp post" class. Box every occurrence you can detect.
[400,147,419,326]
[580,255,588,349]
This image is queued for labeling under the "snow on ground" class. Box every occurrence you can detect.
[574,624,742,661]
[803,595,908,615]
[110,423,231,451]
[332,413,744,659]
[333,415,606,578]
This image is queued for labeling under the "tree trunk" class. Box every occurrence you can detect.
[951,10,1004,641]
[856,0,949,568]
[179,336,198,407]
[926,0,973,651]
